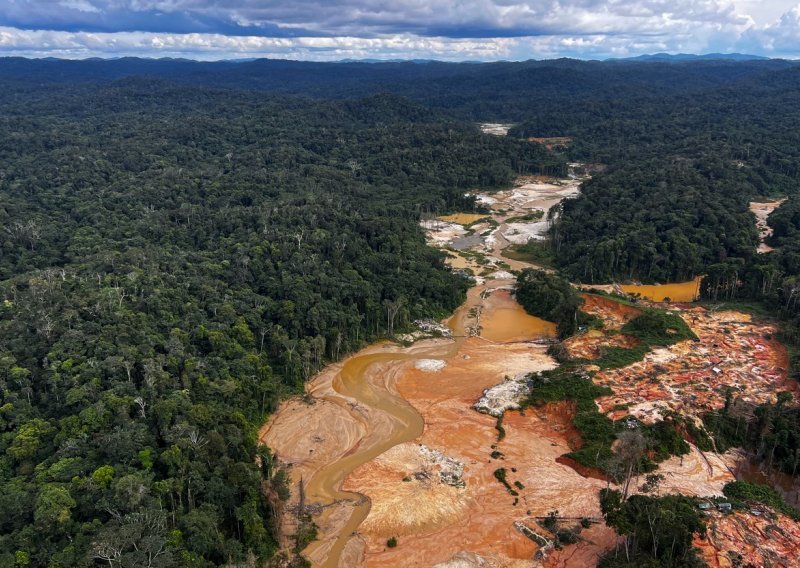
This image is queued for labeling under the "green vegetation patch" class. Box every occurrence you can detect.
[621,309,697,346]
[525,368,612,410]
[590,344,651,370]
[493,468,519,496]
[523,368,616,467]
[723,481,800,521]
[704,390,800,475]
[294,516,319,554]
[524,368,689,472]
[516,268,596,338]
[502,240,555,268]
[599,489,706,567]
[505,211,544,224]
[495,415,506,442]
[463,216,497,236]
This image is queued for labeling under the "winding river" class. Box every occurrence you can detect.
[261,285,483,567]
[260,172,706,566]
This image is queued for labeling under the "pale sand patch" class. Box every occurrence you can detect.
[502,221,550,243]
[416,359,447,373]
[479,123,513,136]
[750,198,786,254]
[474,373,540,417]
[655,444,735,498]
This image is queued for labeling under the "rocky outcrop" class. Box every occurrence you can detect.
[473,373,530,417]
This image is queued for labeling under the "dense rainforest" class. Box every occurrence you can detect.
[0,80,558,566]
[5,56,800,566]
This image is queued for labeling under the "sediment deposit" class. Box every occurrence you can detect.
[750,198,787,254]
[261,166,800,567]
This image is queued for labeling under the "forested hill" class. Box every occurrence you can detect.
[6,56,800,566]
[0,57,798,120]
[510,64,800,284]
[0,81,559,566]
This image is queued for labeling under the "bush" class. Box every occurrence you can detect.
[621,310,696,345]
[723,481,800,520]
[516,269,589,338]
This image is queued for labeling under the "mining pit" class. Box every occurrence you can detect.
[261,168,800,567]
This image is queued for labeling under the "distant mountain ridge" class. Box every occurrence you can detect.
[0,55,798,122]
[619,52,771,62]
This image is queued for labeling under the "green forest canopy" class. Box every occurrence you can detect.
[4,57,800,565]
[0,83,558,566]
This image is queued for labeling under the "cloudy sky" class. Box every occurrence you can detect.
[1,0,800,60]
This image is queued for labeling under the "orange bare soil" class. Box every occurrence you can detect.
[579,294,641,330]
[696,509,800,567]
[261,166,800,567]
[563,293,642,361]
[437,213,490,225]
[346,353,608,567]
[263,290,800,567]
[527,137,573,150]
[563,331,640,361]
[592,307,799,424]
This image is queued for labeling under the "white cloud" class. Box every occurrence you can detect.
[0,26,518,60]
[739,4,800,55]
[58,0,101,14]
[1,1,800,59]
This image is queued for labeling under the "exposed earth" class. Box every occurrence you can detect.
[261,167,800,567]
[479,123,514,136]
[750,198,787,254]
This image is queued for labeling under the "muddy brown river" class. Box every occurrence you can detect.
[261,279,561,566]
[620,276,703,302]
[302,343,457,567]
[261,174,721,566]
[262,283,486,567]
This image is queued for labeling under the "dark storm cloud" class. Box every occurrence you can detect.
[0,0,746,38]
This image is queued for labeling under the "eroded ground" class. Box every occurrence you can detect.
[696,509,800,567]
[262,167,800,567]
[424,174,584,276]
[750,198,787,254]
[345,339,582,567]
[592,307,798,423]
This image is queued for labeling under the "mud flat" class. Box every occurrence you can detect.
[347,343,609,567]
[261,274,573,566]
[750,198,787,253]
[437,213,490,225]
[260,340,439,566]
